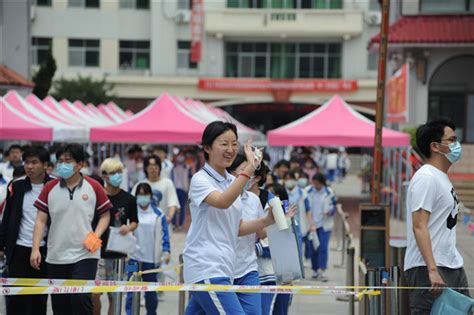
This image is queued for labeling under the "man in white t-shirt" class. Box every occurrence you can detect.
[0,146,53,315]
[404,119,470,314]
[131,155,179,223]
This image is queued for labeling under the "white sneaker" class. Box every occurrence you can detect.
[311,271,320,279]
[318,272,329,282]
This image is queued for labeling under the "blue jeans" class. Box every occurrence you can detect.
[125,259,159,315]
[274,293,291,315]
[234,271,261,315]
[173,189,188,227]
[311,228,332,271]
[185,277,245,315]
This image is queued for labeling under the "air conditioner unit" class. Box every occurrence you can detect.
[175,10,191,24]
[366,12,381,26]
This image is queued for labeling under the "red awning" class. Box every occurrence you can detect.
[0,65,34,88]
[369,15,474,47]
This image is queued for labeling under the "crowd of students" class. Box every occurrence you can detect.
[0,121,342,315]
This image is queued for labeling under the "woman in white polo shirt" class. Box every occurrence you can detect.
[184,121,274,315]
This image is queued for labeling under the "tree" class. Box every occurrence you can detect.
[52,75,116,104]
[32,50,57,99]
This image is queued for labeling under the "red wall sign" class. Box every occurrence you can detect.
[386,63,409,123]
[190,0,204,63]
[198,78,358,92]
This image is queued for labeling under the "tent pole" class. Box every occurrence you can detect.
[371,0,391,204]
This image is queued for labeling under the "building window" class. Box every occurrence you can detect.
[119,41,150,70]
[120,0,149,9]
[420,0,473,13]
[225,42,341,78]
[36,0,52,6]
[69,0,100,8]
[177,0,192,10]
[177,41,198,69]
[367,50,378,71]
[32,37,52,66]
[68,39,100,67]
[227,0,342,9]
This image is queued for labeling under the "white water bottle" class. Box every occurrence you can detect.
[268,196,289,231]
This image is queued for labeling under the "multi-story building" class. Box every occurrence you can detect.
[30,0,381,129]
[369,0,474,174]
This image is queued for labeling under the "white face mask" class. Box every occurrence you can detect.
[285,179,296,190]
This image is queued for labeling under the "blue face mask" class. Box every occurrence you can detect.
[298,178,308,188]
[137,195,151,208]
[108,173,123,187]
[55,163,75,179]
[439,141,462,164]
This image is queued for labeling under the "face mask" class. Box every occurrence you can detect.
[439,141,462,164]
[55,163,75,179]
[108,173,123,187]
[50,154,57,164]
[137,195,151,208]
[298,178,308,188]
[285,179,296,190]
[176,156,185,163]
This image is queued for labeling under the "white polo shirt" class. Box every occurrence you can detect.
[234,190,264,279]
[34,176,112,264]
[183,163,243,284]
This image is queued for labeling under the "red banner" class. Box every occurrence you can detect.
[198,78,358,92]
[387,63,409,123]
[190,0,204,63]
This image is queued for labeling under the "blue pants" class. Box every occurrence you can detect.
[326,169,336,182]
[260,280,277,315]
[302,234,312,260]
[125,259,159,315]
[173,189,188,227]
[185,277,245,315]
[234,271,261,315]
[311,228,331,271]
[274,293,291,315]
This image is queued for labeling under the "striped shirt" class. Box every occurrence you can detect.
[34,176,112,264]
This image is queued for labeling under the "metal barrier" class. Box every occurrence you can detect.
[334,204,356,315]
[112,258,125,315]
[130,262,143,315]
[178,254,186,315]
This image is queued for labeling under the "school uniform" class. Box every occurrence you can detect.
[183,163,245,315]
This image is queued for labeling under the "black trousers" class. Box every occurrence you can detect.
[6,245,48,315]
[48,258,98,315]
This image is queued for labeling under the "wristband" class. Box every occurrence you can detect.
[239,172,251,180]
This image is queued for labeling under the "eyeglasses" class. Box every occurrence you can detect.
[440,137,458,144]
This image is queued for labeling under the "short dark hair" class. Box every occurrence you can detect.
[143,155,161,178]
[8,144,22,153]
[416,118,456,159]
[274,159,290,169]
[201,121,238,161]
[135,182,153,196]
[255,162,270,187]
[284,171,297,179]
[22,146,50,164]
[13,166,25,178]
[299,171,309,179]
[227,152,246,174]
[56,144,85,163]
[154,145,168,154]
[312,173,327,186]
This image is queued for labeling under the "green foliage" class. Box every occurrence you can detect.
[32,50,57,99]
[52,75,116,104]
[402,127,417,149]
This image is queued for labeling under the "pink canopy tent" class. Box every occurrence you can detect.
[125,110,133,117]
[0,99,52,141]
[267,95,410,147]
[90,93,207,144]
[106,102,129,120]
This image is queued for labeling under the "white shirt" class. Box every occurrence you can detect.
[132,177,180,216]
[234,191,264,279]
[131,205,158,263]
[17,183,47,247]
[325,153,338,170]
[183,163,243,284]
[309,188,326,229]
[161,159,174,180]
[404,164,463,271]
